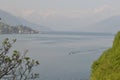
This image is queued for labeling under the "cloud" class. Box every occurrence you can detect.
[37,9,57,19]
[20,9,58,19]
[94,4,111,13]
[21,10,35,17]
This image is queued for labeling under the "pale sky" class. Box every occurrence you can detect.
[0,0,120,31]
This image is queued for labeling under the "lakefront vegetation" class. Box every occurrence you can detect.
[91,31,120,80]
[0,38,39,80]
[0,22,39,34]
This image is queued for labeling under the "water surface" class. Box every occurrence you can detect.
[0,32,114,80]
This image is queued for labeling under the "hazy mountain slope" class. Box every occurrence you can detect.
[0,10,50,31]
[88,16,120,33]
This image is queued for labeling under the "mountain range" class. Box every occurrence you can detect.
[85,16,120,33]
[0,10,50,32]
[0,9,120,33]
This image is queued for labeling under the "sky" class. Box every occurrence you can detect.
[0,0,120,31]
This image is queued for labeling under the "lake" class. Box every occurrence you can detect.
[0,32,114,80]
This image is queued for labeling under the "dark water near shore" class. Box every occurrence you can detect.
[0,32,114,80]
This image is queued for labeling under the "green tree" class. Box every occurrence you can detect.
[0,38,39,80]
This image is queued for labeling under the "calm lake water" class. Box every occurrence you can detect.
[0,32,114,80]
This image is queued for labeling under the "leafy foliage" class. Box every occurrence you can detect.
[91,31,120,80]
[0,38,39,80]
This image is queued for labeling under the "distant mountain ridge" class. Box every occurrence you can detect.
[87,16,120,33]
[0,9,50,31]
[1,9,120,33]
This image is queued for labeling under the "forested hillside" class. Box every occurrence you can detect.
[91,31,120,80]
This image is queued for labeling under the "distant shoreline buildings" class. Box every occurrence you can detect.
[0,22,39,34]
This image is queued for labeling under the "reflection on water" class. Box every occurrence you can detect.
[0,32,114,80]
